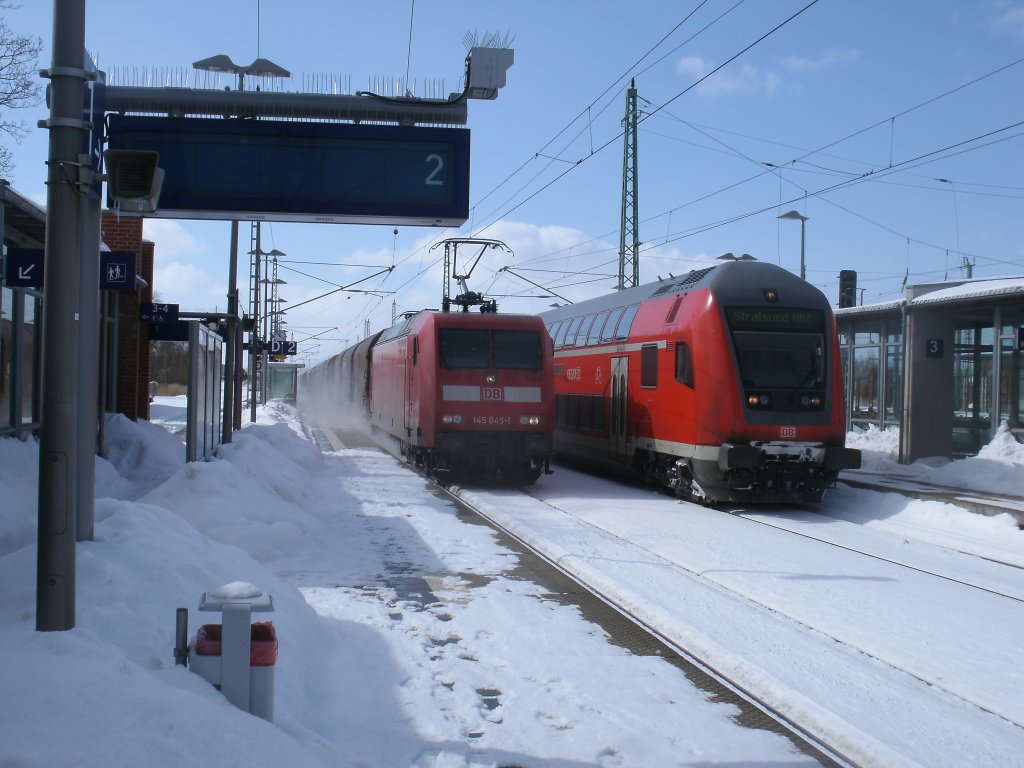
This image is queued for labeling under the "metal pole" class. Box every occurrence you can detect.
[76,192,100,541]
[37,0,86,631]
[799,218,806,281]
[222,221,238,444]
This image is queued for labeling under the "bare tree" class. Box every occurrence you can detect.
[0,2,42,176]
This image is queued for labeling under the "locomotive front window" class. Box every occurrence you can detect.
[493,330,543,370]
[733,331,825,389]
[439,329,489,368]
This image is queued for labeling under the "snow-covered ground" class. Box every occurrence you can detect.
[1,397,1022,766]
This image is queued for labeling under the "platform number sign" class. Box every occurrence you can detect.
[926,338,944,359]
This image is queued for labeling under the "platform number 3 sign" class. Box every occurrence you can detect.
[926,338,944,358]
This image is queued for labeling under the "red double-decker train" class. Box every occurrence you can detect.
[302,309,555,484]
[540,259,860,504]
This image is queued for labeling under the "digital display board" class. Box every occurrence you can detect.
[726,307,824,332]
[106,116,470,225]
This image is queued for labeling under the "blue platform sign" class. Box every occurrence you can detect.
[101,251,137,291]
[106,115,470,226]
[3,248,44,288]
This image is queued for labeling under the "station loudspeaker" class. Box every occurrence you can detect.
[839,270,857,308]
[103,149,165,214]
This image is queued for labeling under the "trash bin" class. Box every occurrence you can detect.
[190,621,278,720]
[185,584,277,721]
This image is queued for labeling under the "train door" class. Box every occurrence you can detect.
[610,355,628,455]
[405,335,417,439]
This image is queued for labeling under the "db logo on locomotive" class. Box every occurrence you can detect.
[483,387,503,400]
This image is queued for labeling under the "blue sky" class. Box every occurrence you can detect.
[6,1,1024,363]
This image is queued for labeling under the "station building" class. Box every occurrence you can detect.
[836,276,1024,462]
[2,180,155,441]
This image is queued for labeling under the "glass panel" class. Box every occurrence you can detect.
[615,304,640,341]
[884,344,902,421]
[492,330,542,370]
[587,310,609,345]
[438,328,489,368]
[1,287,11,429]
[675,342,693,388]
[733,331,825,389]
[601,308,624,344]
[852,346,880,421]
[641,344,658,388]
[21,296,36,424]
[562,316,584,349]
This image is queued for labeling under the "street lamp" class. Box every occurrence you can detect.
[778,210,809,280]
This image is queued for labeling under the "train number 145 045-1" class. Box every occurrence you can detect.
[473,415,511,425]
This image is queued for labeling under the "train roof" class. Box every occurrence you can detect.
[377,308,544,344]
[540,260,830,324]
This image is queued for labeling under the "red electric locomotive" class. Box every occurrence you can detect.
[540,259,860,504]
[302,309,555,484]
[370,309,554,483]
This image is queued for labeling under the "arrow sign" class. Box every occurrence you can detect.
[140,302,179,323]
[3,248,45,288]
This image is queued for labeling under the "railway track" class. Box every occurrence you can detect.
[436,479,856,768]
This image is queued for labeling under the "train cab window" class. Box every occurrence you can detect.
[439,329,489,368]
[587,310,609,345]
[600,308,624,344]
[562,316,584,348]
[675,342,694,388]
[641,344,659,388]
[615,304,640,341]
[493,330,543,370]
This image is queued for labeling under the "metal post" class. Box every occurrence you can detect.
[37,0,86,631]
[76,192,100,541]
[799,218,806,281]
[222,222,238,444]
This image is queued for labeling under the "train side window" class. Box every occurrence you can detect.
[641,344,659,388]
[577,314,597,347]
[591,394,605,432]
[615,304,640,341]
[587,310,609,345]
[556,393,568,427]
[412,335,419,365]
[581,395,592,430]
[554,320,573,350]
[568,393,581,429]
[675,341,694,388]
[562,316,584,348]
[601,308,624,343]
[548,320,564,348]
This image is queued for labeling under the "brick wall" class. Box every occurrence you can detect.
[101,213,154,421]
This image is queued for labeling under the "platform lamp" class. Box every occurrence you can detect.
[778,210,809,281]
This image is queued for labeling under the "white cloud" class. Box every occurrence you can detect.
[676,55,780,98]
[142,219,203,258]
[781,48,861,72]
[153,261,222,308]
[993,5,1024,36]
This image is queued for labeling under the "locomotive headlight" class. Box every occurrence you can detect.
[800,395,811,406]
[520,416,541,426]
[485,374,497,385]
[748,395,759,407]
[442,414,463,424]
[748,394,770,407]
[809,395,823,407]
